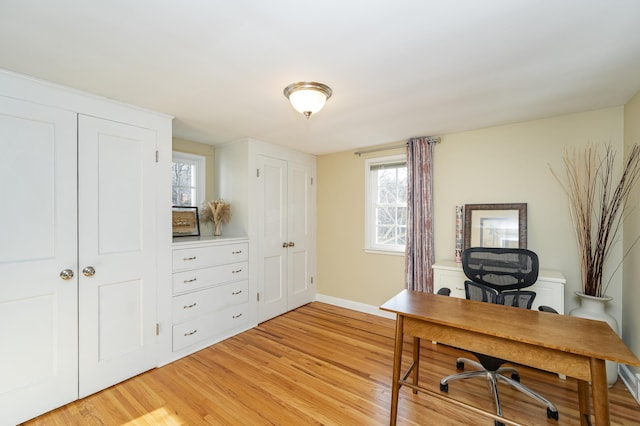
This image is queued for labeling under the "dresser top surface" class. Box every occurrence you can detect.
[172,235,248,248]
[433,260,566,283]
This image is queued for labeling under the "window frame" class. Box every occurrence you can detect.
[364,154,407,255]
[172,151,205,208]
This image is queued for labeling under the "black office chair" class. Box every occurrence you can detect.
[439,247,558,425]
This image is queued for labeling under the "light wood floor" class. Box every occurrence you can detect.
[24,302,640,425]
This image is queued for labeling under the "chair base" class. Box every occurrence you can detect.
[440,357,559,423]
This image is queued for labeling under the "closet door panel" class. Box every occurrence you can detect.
[287,161,314,309]
[257,155,288,322]
[77,115,158,398]
[97,132,144,253]
[0,97,78,425]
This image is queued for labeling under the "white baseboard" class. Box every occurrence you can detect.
[619,364,640,405]
[315,294,396,320]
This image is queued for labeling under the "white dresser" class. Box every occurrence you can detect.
[433,260,566,314]
[171,237,251,355]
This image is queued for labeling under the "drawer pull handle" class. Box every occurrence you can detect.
[232,290,243,295]
[232,250,243,254]
[232,269,242,274]
[232,313,243,319]
[184,278,197,283]
[183,256,197,261]
[183,302,197,309]
[184,329,198,336]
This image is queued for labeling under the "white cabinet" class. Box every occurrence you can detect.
[168,237,252,358]
[0,70,172,425]
[433,261,566,314]
[214,139,316,324]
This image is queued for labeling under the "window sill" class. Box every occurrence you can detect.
[363,248,405,257]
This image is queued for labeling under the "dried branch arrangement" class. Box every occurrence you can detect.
[551,143,640,297]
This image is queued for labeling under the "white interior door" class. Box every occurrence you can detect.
[77,115,158,397]
[0,97,78,425]
[257,155,288,322]
[287,160,315,310]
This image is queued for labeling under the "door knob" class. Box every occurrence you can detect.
[82,266,96,277]
[59,269,74,280]
[288,242,295,247]
[282,242,288,248]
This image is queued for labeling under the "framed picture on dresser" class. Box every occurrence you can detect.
[172,206,200,237]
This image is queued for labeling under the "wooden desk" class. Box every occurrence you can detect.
[380,290,640,426]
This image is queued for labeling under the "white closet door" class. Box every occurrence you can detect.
[0,97,78,425]
[257,155,288,322]
[287,160,315,310]
[77,115,158,397]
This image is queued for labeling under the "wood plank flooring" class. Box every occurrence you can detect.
[24,302,640,425]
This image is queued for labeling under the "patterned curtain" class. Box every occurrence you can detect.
[405,137,436,292]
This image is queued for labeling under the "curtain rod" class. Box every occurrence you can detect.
[353,137,441,157]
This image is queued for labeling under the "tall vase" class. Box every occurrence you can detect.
[569,292,619,387]
[214,221,222,236]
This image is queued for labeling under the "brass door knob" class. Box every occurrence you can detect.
[59,269,74,280]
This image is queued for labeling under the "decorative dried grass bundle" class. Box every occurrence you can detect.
[201,199,231,235]
[551,143,640,297]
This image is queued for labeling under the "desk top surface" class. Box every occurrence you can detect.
[381,290,640,366]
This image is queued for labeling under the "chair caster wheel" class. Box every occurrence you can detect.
[511,373,520,382]
[440,383,448,392]
[547,408,559,420]
[456,361,464,370]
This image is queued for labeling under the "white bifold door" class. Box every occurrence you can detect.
[0,97,79,425]
[0,97,158,425]
[77,115,158,398]
[257,155,315,323]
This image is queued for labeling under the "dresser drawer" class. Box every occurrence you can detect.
[173,261,248,294]
[172,280,249,323]
[433,269,466,298]
[172,242,248,271]
[172,302,250,351]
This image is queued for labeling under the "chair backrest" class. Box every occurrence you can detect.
[461,247,539,292]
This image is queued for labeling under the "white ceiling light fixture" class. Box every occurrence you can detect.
[283,81,332,119]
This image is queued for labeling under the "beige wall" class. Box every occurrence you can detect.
[317,108,626,324]
[172,137,216,234]
[623,91,640,374]
[317,144,408,306]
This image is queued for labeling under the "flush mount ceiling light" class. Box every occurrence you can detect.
[283,81,332,119]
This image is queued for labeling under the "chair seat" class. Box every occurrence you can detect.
[475,353,508,372]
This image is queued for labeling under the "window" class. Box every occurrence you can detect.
[172,152,205,207]
[365,155,407,253]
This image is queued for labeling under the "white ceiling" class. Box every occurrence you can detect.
[1,1,639,155]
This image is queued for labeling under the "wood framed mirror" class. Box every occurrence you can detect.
[463,203,527,249]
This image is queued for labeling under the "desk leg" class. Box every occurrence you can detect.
[412,337,420,394]
[390,315,404,426]
[590,357,610,425]
[577,379,590,426]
